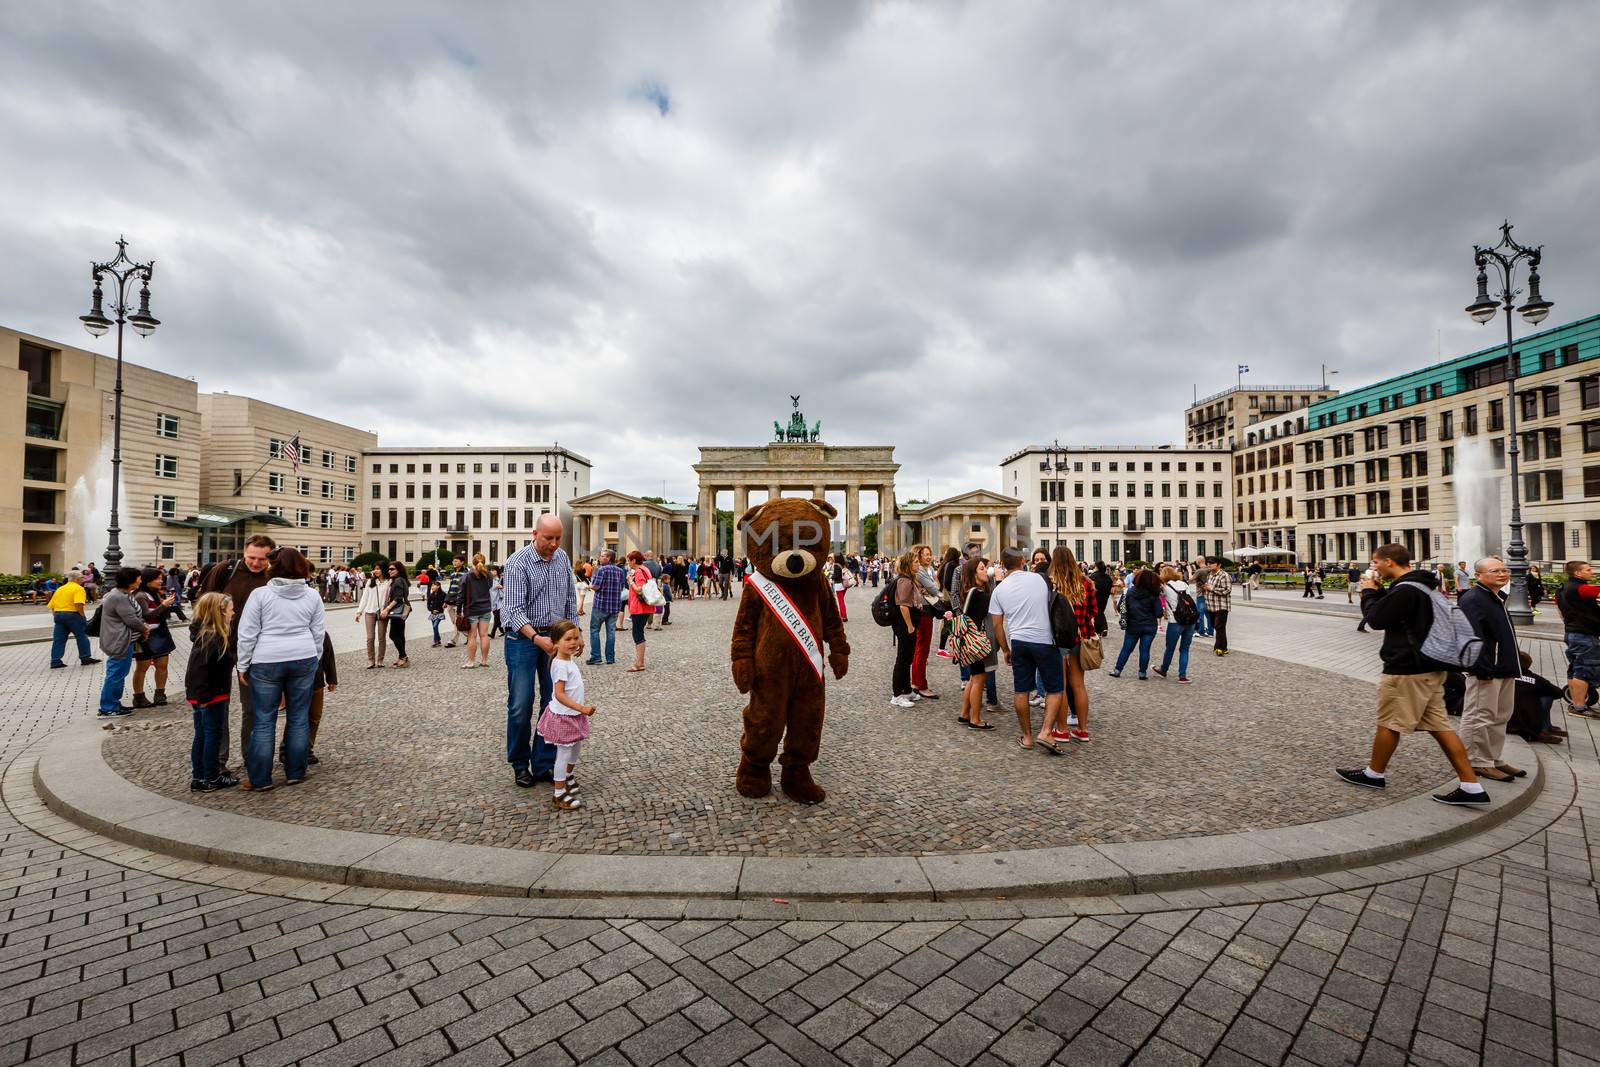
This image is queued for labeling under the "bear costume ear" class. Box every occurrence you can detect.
[809,498,837,519]
[738,501,766,528]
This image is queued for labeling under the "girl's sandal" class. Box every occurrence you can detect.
[553,793,583,810]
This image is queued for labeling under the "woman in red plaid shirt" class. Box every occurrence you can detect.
[1047,546,1097,744]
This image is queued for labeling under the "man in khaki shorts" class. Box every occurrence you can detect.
[1336,543,1487,806]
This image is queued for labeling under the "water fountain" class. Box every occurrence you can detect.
[65,442,114,568]
[1450,436,1501,565]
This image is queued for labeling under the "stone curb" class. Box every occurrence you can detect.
[36,721,1545,901]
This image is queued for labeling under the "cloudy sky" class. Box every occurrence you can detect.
[3,1,1598,505]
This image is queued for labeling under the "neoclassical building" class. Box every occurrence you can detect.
[567,490,698,558]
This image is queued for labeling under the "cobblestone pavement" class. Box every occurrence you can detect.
[9,597,1600,1064]
[99,592,1435,857]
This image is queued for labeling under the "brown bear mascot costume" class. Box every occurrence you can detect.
[730,497,850,804]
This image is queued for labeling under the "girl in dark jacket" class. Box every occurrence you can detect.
[1110,569,1162,679]
[185,593,239,791]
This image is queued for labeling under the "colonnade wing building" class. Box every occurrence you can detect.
[1295,313,1600,568]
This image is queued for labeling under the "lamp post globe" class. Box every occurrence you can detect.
[1466,222,1551,626]
[80,238,159,573]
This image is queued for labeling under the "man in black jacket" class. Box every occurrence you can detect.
[1337,543,1486,805]
[1457,557,1524,782]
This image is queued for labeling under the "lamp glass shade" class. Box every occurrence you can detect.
[128,313,160,336]
[80,313,111,337]
[1467,301,1499,324]
[1519,300,1552,325]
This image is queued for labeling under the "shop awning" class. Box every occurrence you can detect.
[162,503,295,530]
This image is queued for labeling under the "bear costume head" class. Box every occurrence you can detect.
[729,496,850,805]
[739,496,836,583]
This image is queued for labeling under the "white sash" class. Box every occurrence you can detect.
[745,573,826,683]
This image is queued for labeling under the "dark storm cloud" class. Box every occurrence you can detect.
[2,0,1598,506]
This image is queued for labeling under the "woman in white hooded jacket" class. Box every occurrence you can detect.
[354,565,389,668]
[236,547,326,791]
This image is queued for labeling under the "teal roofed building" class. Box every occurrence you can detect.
[1295,313,1600,568]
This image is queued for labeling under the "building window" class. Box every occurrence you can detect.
[297,477,310,495]
[321,449,334,469]
[371,509,382,529]
[269,438,283,458]
[345,455,357,473]
[152,495,176,519]
[1585,466,1600,498]
[345,485,356,501]
[155,413,179,439]
[508,463,518,473]
[268,505,285,519]
[296,509,310,527]
[158,540,175,561]
[320,511,333,529]
[154,454,178,479]
[321,481,334,498]
[344,514,355,530]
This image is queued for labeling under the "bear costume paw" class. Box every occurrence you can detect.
[736,757,772,798]
[780,764,827,805]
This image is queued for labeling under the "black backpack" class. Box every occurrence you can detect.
[871,582,899,627]
[1047,590,1080,648]
[1172,589,1199,627]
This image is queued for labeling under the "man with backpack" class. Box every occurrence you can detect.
[1337,543,1486,805]
[1456,557,1525,782]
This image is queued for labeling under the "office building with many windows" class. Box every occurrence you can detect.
[999,445,1234,564]
[2,325,203,572]
[196,393,374,566]
[362,446,592,565]
[1296,313,1600,567]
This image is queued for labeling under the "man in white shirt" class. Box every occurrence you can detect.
[989,547,1064,755]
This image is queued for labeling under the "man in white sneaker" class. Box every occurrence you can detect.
[1337,543,1486,806]
[989,547,1065,755]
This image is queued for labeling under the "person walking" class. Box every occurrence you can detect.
[1205,556,1233,655]
[381,561,411,668]
[1153,564,1198,684]
[130,568,181,707]
[988,547,1064,754]
[1191,567,1214,638]
[356,564,390,666]
[235,547,325,791]
[501,515,576,786]
[200,534,275,771]
[425,577,448,647]
[1557,560,1600,717]
[1090,562,1113,638]
[457,552,496,669]
[1336,543,1486,804]
[829,553,850,622]
[96,567,147,717]
[47,568,99,669]
[1109,568,1161,679]
[625,550,655,672]
[1457,557,1525,783]
[185,592,239,791]
[586,549,625,666]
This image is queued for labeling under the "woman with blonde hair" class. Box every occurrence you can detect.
[1048,546,1097,743]
[457,552,496,669]
[888,549,922,706]
[1154,563,1197,684]
[910,543,941,700]
[185,592,239,791]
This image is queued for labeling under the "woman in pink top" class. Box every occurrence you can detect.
[625,550,655,673]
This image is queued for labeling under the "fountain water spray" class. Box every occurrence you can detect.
[1450,436,1501,566]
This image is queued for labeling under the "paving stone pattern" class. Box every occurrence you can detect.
[9,596,1600,1064]
[102,593,1434,857]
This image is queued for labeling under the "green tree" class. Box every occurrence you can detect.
[349,551,388,571]
[862,513,880,555]
[641,495,667,505]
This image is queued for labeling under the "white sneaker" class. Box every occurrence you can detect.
[907,691,922,701]
[1028,694,1045,708]
[1067,714,1079,727]
[891,695,915,707]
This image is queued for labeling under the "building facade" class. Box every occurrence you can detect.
[362,445,592,565]
[2,325,202,573]
[999,445,1235,564]
[197,394,375,566]
[1185,384,1337,451]
[1296,313,1600,568]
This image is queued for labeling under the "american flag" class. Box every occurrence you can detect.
[283,435,301,473]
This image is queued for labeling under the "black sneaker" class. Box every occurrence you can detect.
[1336,768,1386,789]
[214,773,240,789]
[81,657,101,666]
[189,778,216,792]
[50,662,66,669]
[515,769,537,788]
[1433,787,1490,806]
[307,752,319,765]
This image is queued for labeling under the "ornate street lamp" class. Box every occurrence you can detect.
[1464,221,1552,625]
[80,238,159,571]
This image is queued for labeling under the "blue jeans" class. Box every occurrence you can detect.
[588,610,617,664]
[99,652,133,713]
[51,612,91,665]
[959,662,998,704]
[1195,598,1213,636]
[1114,630,1157,676]
[505,634,557,778]
[246,657,317,786]
[430,614,444,643]
[191,700,228,781]
[1160,622,1197,677]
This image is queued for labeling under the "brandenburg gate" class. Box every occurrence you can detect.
[694,397,900,557]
